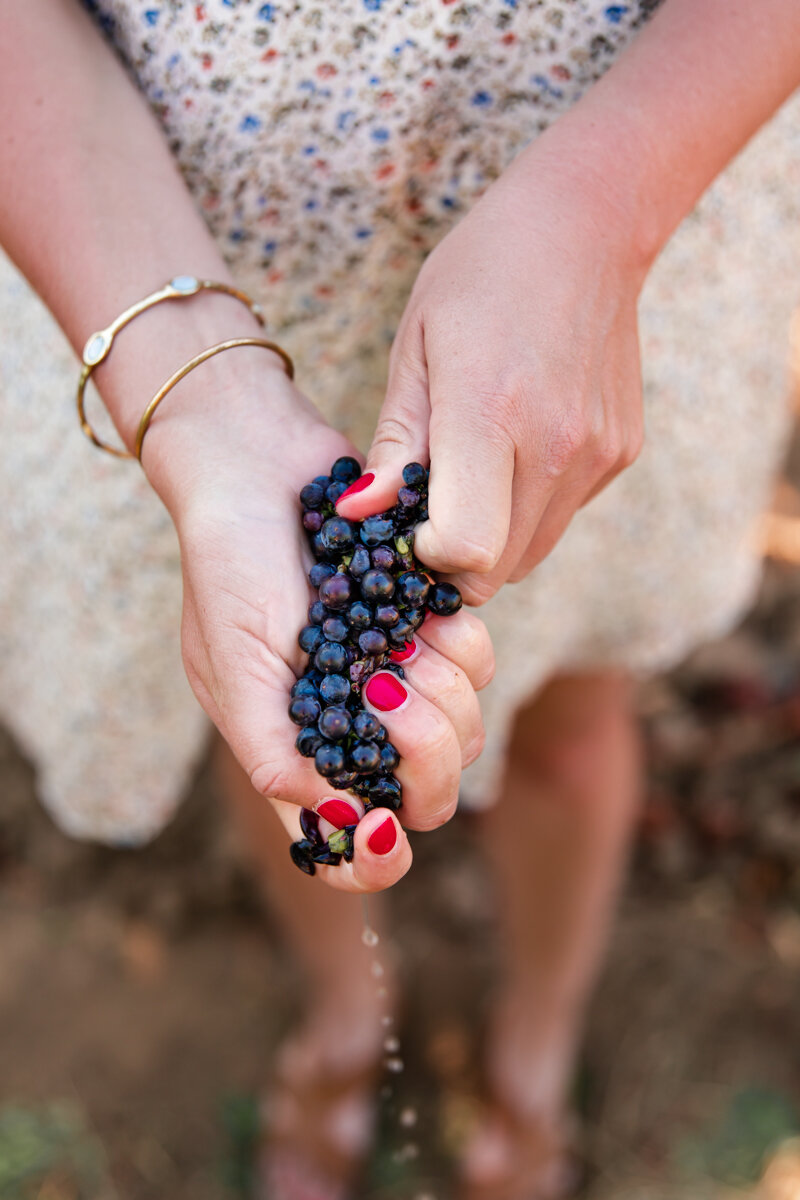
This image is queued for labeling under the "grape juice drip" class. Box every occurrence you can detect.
[288,459,462,873]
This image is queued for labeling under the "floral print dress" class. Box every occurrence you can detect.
[0,0,797,842]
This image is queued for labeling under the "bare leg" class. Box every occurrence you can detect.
[461,670,643,1195]
[213,735,394,1195]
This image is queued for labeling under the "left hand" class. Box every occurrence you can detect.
[337,133,653,605]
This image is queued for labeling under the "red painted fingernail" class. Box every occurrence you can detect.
[367,817,397,856]
[336,473,375,504]
[389,639,416,663]
[365,672,408,711]
[315,798,361,828]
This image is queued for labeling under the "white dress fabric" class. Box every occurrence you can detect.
[0,0,798,843]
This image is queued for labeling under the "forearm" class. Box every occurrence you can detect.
[0,1,284,490]
[514,0,800,269]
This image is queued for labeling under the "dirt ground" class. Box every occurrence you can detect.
[2,467,800,1199]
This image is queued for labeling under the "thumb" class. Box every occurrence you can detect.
[336,310,430,521]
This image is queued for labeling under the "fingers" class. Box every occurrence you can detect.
[270,798,412,894]
[413,375,516,577]
[335,308,430,521]
[415,610,495,691]
[362,670,462,832]
[396,639,486,766]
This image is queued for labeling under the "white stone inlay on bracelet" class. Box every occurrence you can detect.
[170,275,200,294]
[83,330,111,366]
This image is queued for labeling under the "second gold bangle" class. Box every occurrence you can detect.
[134,337,295,462]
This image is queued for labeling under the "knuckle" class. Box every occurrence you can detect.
[413,795,459,832]
[620,425,644,468]
[443,534,503,575]
[463,725,486,768]
[249,759,295,801]
[544,409,587,478]
[456,572,500,607]
[372,412,416,454]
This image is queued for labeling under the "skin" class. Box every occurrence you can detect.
[2,1,800,1192]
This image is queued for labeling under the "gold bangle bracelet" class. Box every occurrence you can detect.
[76,275,268,457]
[134,336,295,463]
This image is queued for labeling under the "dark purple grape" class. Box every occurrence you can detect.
[288,696,322,727]
[353,710,382,740]
[361,569,395,602]
[299,807,322,843]
[308,600,327,626]
[360,515,394,547]
[309,562,336,588]
[319,574,353,611]
[374,604,399,628]
[370,545,396,571]
[311,531,327,559]
[318,707,352,740]
[321,516,356,553]
[290,840,316,875]
[348,545,371,578]
[405,606,426,630]
[326,480,348,505]
[388,618,415,648]
[296,726,324,758]
[350,740,381,774]
[303,510,323,533]
[300,482,325,510]
[291,677,319,700]
[428,582,462,616]
[347,601,373,630]
[369,775,402,809]
[314,641,348,674]
[315,742,346,777]
[380,742,399,772]
[396,571,430,607]
[331,456,362,484]
[319,674,350,705]
[311,845,343,866]
[359,628,388,656]
[397,486,420,509]
[322,616,348,643]
[298,624,326,654]
[402,463,428,488]
[329,769,359,789]
[313,474,330,490]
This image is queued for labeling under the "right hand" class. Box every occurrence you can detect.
[148,369,495,893]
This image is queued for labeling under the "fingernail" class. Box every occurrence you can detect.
[336,473,375,504]
[389,639,417,663]
[365,672,408,711]
[367,817,397,855]
[315,797,362,828]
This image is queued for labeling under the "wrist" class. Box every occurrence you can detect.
[509,105,667,282]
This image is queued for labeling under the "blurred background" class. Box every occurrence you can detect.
[1,395,800,1200]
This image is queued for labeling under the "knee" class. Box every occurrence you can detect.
[509,672,640,788]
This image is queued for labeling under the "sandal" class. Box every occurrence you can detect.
[256,1029,383,1200]
[455,1074,581,1200]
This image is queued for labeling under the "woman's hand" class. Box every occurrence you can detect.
[338,134,651,606]
[154,373,494,893]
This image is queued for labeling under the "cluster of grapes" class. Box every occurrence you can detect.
[288,457,462,875]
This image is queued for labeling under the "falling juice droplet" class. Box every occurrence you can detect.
[400,1106,418,1128]
[381,1014,393,1027]
[371,959,384,978]
[385,1056,404,1073]
[361,926,379,948]
[376,986,388,1000]
[383,1034,400,1053]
